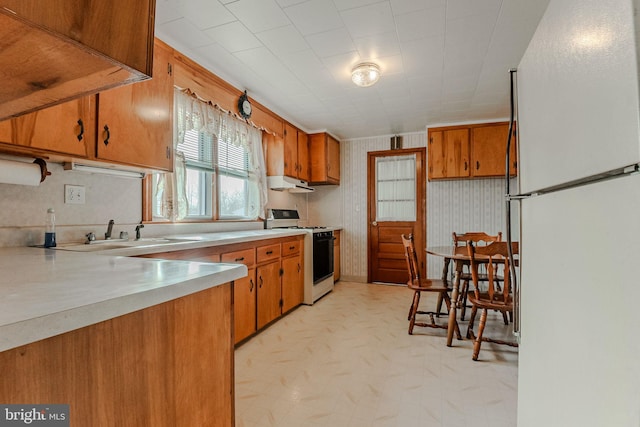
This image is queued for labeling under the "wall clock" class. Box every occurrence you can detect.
[238,90,252,119]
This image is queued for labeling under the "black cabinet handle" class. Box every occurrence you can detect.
[297,263,301,272]
[76,119,84,141]
[103,125,110,146]
[476,161,480,170]
[259,276,263,288]
[289,246,295,250]
[464,161,468,171]
[235,257,245,262]
[249,278,254,292]
[266,250,273,255]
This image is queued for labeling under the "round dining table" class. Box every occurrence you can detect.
[426,245,515,347]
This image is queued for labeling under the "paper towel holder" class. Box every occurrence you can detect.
[0,154,50,185]
[33,158,51,183]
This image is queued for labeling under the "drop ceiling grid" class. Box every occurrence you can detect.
[155,0,550,139]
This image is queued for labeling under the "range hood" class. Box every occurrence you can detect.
[267,176,314,193]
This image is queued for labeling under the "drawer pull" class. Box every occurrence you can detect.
[77,119,84,141]
[289,246,295,250]
[235,257,245,262]
[103,125,111,146]
[266,250,273,255]
[297,263,301,272]
[249,278,254,292]
[259,276,263,288]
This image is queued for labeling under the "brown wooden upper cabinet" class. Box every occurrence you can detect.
[0,0,155,121]
[266,123,310,182]
[428,122,516,180]
[0,97,94,158]
[0,39,174,172]
[96,39,174,171]
[309,132,340,185]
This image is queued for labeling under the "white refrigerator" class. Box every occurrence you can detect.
[510,0,640,425]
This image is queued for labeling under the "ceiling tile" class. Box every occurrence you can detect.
[306,28,357,58]
[204,21,263,52]
[333,0,383,11]
[177,0,236,30]
[157,18,214,48]
[395,6,445,42]
[390,0,445,15]
[445,0,502,21]
[340,2,396,39]
[256,25,310,55]
[352,32,401,59]
[284,0,343,36]
[226,0,291,33]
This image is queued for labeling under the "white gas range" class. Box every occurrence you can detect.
[265,209,334,304]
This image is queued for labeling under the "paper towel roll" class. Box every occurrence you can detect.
[0,159,44,186]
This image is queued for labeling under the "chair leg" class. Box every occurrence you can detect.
[408,291,419,321]
[472,308,488,361]
[408,291,421,335]
[466,305,478,339]
[501,310,509,325]
[460,279,469,321]
[435,293,444,316]
[442,292,462,340]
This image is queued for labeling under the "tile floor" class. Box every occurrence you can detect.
[235,281,518,427]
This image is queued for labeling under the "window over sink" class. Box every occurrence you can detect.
[150,88,268,222]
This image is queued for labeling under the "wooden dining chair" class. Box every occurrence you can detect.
[452,232,503,321]
[402,234,461,339]
[466,240,519,361]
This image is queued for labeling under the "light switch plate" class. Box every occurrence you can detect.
[65,184,85,204]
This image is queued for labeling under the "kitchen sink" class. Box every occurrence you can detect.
[55,238,187,252]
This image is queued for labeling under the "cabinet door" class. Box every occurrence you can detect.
[472,123,516,177]
[13,97,93,157]
[297,131,310,182]
[428,129,470,179]
[283,122,298,178]
[327,134,340,183]
[233,268,256,343]
[96,40,174,171]
[256,260,281,329]
[281,255,303,312]
[0,119,14,144]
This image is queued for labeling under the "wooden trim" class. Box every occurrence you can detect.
[172,48,284,137]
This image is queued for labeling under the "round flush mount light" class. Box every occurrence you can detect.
[351,62,381,87]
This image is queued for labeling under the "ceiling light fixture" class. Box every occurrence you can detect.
[351,62,381,87]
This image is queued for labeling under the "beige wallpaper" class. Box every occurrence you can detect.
[320,131,515,281]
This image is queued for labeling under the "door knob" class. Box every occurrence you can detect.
[372,221,378,226]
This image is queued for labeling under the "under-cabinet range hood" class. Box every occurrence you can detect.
[267,176,314,193]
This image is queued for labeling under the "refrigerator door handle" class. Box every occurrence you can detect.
[505,68,521,340]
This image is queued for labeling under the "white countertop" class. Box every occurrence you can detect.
[0,228,315,352]
[0,246,247,352]
[55,229,309,256]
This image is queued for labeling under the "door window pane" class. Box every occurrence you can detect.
[376,154,416,221]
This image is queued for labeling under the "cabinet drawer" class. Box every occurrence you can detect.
[221,248,256,267]
[281,240,301,257]
[256,243,281,263]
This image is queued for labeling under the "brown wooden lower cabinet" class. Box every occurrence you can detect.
[140,235,305,345]
[0,284,234,427]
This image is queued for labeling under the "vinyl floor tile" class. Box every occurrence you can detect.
[235,281,518,427]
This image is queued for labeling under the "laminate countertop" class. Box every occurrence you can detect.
[0,228,311,352]
[0,246,248,352]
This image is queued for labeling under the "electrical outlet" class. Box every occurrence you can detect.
[65,184,85,204]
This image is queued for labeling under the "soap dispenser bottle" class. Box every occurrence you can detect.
[44,208,56,248]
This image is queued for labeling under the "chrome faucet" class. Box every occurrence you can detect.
[135,223,144,240]
[105,219,114,240]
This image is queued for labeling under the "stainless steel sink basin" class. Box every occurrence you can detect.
[56,238,186,252]
[55,243,133,252]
